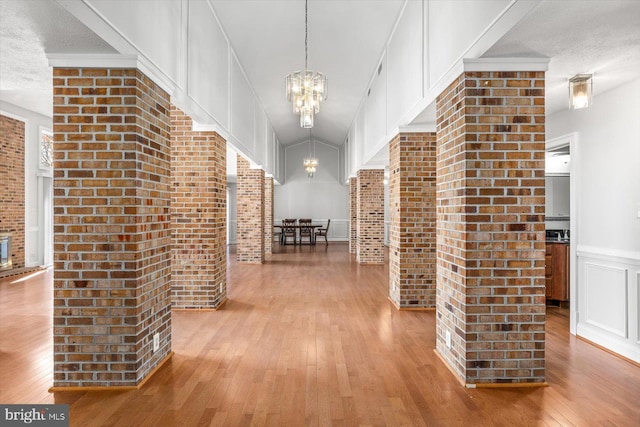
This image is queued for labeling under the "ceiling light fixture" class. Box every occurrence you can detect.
[304,129,318,178]
[569,74,592,109]
[286,0,328,128]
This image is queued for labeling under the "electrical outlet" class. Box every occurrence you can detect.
[445,330,451,349]
[153,333,159,352]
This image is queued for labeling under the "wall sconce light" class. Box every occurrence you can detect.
[569,74,592,109]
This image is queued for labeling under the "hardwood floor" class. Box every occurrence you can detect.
[1,242,639,426]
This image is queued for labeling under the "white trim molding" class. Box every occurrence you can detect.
[46,53,176,95]
[398,124,437,133]
[191,120,230,141]
[462,57,550,72]
[577,245,640,266]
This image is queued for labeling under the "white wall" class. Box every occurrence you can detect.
[345,0,536,177]
[274,141,349,241]
[65,0,284,180]
[1,101,53,267]
[547,78,640,363]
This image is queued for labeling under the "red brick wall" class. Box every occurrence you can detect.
[356,169,384,264]
[349,177,357,254]
[52,68,172,387]
[435,71,546,385]
[237,155,264,264]
[388,132,437,308]
[0,115,25,270]
[264,177,274,255]
[170,106,227,309]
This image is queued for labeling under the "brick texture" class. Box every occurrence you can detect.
[170,106,226,309]
[356,169,384,264]
[237,155,264,264]
[52,68,172,387]
[388,132,437,309]
[435,71,546,385]
[264,177,274,255]
[0,115,25,270]
[349,177,357,254]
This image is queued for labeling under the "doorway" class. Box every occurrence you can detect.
[546,133,578,334]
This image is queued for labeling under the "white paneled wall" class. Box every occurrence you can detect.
[364,56,387,158]
[577,247,640,363]
[230,54,256,157]
[548,78,640,362]
[187,0,229,128]
[346,0,535,173]
[79,0,283,180]
[274,140,349,240]
[387,0,423,128]
[427,0,511,88]
[88,0,182,80]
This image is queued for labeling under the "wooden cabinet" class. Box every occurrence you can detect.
[545,242,569,302]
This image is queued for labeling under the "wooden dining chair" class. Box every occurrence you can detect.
[282,219,297,245]
[314,219,330,245]
[298,219,313,245]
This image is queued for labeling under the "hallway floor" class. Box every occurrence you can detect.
[1,243,639,426]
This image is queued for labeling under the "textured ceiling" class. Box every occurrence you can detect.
[0,0,115,116]
[483,0,640,116]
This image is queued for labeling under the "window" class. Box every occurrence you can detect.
[40,128,53,169]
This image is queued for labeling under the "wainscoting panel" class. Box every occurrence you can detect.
[576,245,640,363]
[328,219,348,241]
[583,263,627,338]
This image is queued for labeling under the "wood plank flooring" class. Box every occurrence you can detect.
[1,242,639,426]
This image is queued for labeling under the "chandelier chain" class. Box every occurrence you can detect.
[304,0,308,69]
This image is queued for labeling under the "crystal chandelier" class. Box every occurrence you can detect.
[304,130,318,178]
[304,157,318,178]
[285,0,328,128]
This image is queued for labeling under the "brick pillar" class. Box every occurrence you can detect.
[0,115,25,270]
[170,106,226,309]
[52,68,172,388]
[264,177,274,255]
[349,177,357,254]
[435,69,546,386]
[388,132,437,309]
[237,154,265,264]
[356,169,384,264]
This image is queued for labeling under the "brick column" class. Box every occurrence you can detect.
[264,177,274,255]
[52,68,172,388]
[170,106,226,309]
[388,132,437,309]
[349,177,357,254]
[237,154,265,264]
[435,68,546,386]
[0,115,25,270]
[356,169,384,264]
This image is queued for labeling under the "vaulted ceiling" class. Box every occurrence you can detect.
[1,0,640,150]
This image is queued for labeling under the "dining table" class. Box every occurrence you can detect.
[273,223,323,245]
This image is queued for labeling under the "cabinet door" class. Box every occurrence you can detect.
[552,243,569,301]
[545,244,554,299]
